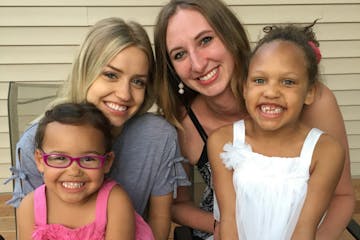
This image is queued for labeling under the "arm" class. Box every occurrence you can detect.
[208,126,238,239]
[148,193,172,240]
[302,83,355,239]
[106,185,135,240]
[171,117,216,234]
[292,134,345,240]
[171,162,216,234]
[17,192,35,240]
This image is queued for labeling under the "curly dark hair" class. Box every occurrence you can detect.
[250,19,321,86]
[35,102,113,152]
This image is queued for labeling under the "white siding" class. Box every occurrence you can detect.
[0,1,359,192]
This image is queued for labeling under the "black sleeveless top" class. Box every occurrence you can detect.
[187,108,213,239]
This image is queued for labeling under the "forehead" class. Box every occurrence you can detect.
[109,46,149,74]
[166,8,212,49]
[252,40,306,65]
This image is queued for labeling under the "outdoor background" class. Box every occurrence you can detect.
[0,0,359,192]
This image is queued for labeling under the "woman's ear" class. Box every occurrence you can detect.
[34,149,45,173]
[103,151,114,174]
[304,84,316,105]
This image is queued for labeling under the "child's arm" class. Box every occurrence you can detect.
[208,125,238,240]
[291,133,345,240]
[148,193,172,240]
[17,192,35,240]
[106,185,136,240]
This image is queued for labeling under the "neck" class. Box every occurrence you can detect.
[246,119,307,142]
[193,90,246,127]
[111,126,123,138]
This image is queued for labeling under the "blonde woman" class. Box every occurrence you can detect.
[8,17,189,240]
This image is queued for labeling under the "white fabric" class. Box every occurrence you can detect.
[215,120,322,240]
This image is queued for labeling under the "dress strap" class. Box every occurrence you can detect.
[95,180,117,228]
[187,106,208,143]
[233,120,246,146]
[299,128,323,161]
[33,184,47,225]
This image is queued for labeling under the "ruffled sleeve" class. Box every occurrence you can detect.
[4,123,43,208]
[169,156,191,198]
[220,142,252,170]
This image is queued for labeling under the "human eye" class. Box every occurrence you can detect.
[48,154,68,162]
[46,154,70,167]
[81,156,97,162]
[282,79,295,86]
[254,78,265,85]
[80,155,102,168]
[173,50,186,60]
[102,71,118,80]
[200,36,213,46]
[131,78,147,89]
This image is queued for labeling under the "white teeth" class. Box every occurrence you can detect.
[199,68,217,81]
[261,105,283,114]
[106,102,127,112]
[62,182,84,189]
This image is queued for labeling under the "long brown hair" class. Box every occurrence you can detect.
[154,0,250,129]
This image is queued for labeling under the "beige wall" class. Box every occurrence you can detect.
[1,0,359,192]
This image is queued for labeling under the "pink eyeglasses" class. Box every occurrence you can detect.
[40,151,109,169]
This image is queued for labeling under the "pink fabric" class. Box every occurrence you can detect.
[135,212,155,240]
[32,180,155,240]
[308,41,322,64]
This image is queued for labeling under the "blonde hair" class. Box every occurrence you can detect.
[51,17,155,115]
[154,0,250,129]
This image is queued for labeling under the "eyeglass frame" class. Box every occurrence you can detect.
[39,150,109,169]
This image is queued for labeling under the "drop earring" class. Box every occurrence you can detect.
[178,81,184,95]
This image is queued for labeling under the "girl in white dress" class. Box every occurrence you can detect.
[208,21,345,240]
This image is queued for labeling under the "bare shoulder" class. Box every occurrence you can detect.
[106,184,135,239]
[108,184,133,210]
[208,123,233,147]
[312,132,345,170]
[18,191,34,213]
[207,123,234,162]
[17,191,35,238]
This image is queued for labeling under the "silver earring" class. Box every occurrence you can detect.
[178,82,184,94]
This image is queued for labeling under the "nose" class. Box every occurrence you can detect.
[115,80,131,101]
[67,161,83,176]
[263,82,280,98]
[189,49,206,73]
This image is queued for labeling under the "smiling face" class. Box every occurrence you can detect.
[86,46,149,128]
[35,122,114,205]
[166,8,234,97]
[244,40,315,131]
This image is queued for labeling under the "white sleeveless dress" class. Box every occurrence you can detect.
[215,120,322,240]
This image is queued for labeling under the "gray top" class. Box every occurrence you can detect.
[5,113,190,216]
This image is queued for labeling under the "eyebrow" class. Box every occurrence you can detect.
[168,29,214,56]
[107,64,123,73]
[106,64,148,79]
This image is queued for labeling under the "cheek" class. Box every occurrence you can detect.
[173,61,190,80]
[43,168,63,181]
[85,84,97,103]
[133,89,146,105]
[86,78,107,103]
